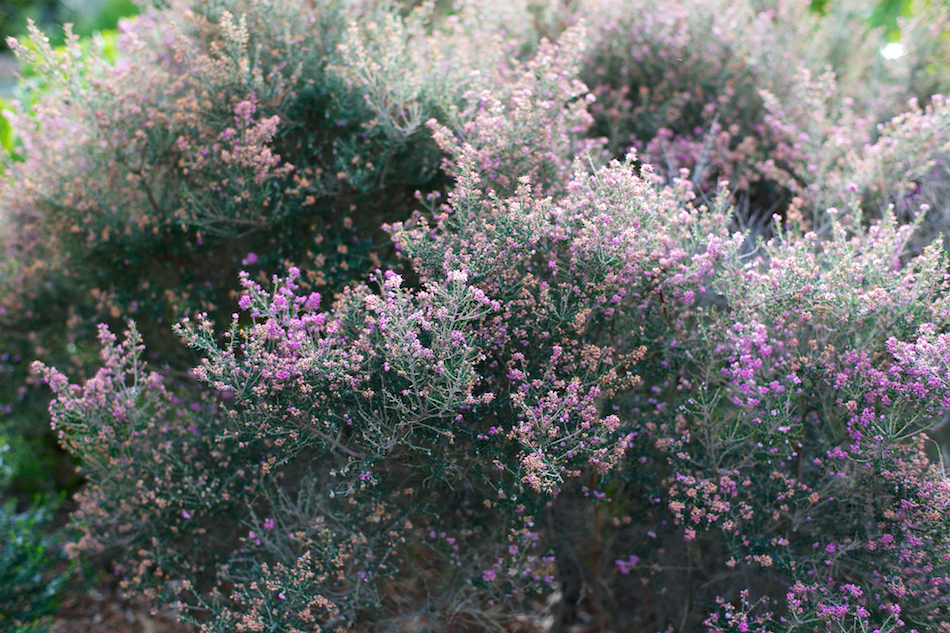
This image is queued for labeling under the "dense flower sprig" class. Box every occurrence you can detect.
[32,323,268,605]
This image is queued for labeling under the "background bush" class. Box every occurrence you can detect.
[4,0,950,631]
[0,0,138,51]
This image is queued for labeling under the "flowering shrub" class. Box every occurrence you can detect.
[0,0,588,435]
[764,88,950,249]
[0,0,556,535]
[31,323,270,608]
[10,0,950,631]
[565,0,950,231]
[35,140,950,631]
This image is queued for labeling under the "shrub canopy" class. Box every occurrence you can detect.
[4,0,950,631]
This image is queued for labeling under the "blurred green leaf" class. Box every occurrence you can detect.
[867,0,914,42]
[0,97,22,166]
[809,0,831,16]
[811,0,918,43]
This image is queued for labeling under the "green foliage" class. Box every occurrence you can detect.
[0,437,70,632]
[810,0,916,41]
[0,500,68,632]
[866,0,914,41]
[0,98,22,164]
[810,0,832,16]
[68,0,138,39]
[1,0,138,50]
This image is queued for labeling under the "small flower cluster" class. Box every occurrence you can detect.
[32,323,268,606]
[427,24,601,196]
[704,589,775,633]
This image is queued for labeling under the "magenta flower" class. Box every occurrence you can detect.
[615,555,640,575]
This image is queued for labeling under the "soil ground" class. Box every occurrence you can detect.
[48,586,193,633]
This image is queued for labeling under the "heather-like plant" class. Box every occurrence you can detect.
[574,0,770,183]
[562,0,950,225]
[666,206,950,630]
[18,0,950,631]
[0,0,561,527]
[40,130,950,630]
[760,79,950,249]
[424,24,601,196]
[32,322,271,607]
[0,0,585,396]
[0,0,414,341]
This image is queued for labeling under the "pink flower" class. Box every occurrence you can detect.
[615,555,640,575]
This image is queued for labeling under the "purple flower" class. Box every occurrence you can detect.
[615,555,640,575]
[304,292,321,311]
